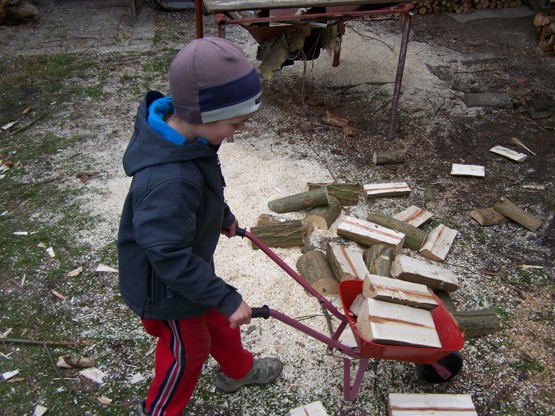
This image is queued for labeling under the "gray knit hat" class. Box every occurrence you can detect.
[168,37,262,124]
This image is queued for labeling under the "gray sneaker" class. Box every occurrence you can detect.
[215,358,283,393]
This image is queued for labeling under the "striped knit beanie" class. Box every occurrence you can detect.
[168,37,261,124]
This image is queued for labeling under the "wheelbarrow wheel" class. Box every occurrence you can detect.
[415,352,463,383]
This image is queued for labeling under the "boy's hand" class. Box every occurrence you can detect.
[221,219,239,238]
[229,300,252,329]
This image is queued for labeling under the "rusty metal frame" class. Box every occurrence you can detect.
[195,1,414,140]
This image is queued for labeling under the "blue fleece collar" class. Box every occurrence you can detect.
[147,97,188,145]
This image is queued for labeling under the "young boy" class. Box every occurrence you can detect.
[117,37,282,416]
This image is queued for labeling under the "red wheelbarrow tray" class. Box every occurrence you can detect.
[339,279,464,364]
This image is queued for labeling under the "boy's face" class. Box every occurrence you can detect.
[195,113,253,146]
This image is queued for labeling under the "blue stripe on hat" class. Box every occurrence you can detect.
[198,69,261,123]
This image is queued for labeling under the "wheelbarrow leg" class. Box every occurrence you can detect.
[343,357,370,401]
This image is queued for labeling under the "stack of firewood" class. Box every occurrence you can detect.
[255,180,501,339]
[535,12,555,53]
[412,0,521,14]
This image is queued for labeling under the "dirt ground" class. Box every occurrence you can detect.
[1,1,554,415]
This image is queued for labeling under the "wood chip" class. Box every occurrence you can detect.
[95,264,118,273]
[67,266,83,277]
[79,367,107,384]
[51,290,66,301]
[33,405,48,416]
[490,145,527,162]
[2,369,19,380]
[451,163,485,177]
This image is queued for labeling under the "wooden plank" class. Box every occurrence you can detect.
[204,0,401,13]
[419,224,458,262]
[388,393,477,416]
[468,207,509,226]
[364,182,411,198]
[450,163,485,177]
[489,145,527,162]
[493,196,543,232]
[290,401,329,416]
[327,243,369,281]
[356,298,442,348]
[390,254,460,292]
[337,216,405,253]
[363,274,438,310]
[394,205,433,228]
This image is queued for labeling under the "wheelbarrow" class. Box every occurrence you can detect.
[236,227,465,401]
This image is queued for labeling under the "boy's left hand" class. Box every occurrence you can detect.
[221,219,239,238]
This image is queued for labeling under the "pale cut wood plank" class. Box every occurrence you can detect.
[356,298,442,348]
[451,163,485,177]
[388,393,477,416]
[390,254,460,292]
[337,216,405,253]
[290,401,329,416]
[327,243,370,281]
[419,224,458,262]
[363,274,438,310]
[364,182,411,198]
[490,145,527,162]
[394,205,433,227]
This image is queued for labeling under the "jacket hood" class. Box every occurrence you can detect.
[123,91,217,176]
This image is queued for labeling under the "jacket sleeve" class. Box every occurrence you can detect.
[222,202,236,229]
[132,176,242,317]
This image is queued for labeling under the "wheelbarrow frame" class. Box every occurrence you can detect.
[237,228,464,401]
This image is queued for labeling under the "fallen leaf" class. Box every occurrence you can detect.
[67,266,83,277]
[1,121,17,130]
[57,355,94,369]
[97,396,112,405]
[96,264,118,273]
[33,405,48,416]
[2,369,19,380]
[51,290,66,301]
[129,372,145,385]
[80,367,107,384]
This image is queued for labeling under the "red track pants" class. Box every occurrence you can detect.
[141,309,253,416]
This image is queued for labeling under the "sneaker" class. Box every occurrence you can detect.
[132,401,148,416]
[215,358,283,393]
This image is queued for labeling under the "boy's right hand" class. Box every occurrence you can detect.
[229,300,252,329]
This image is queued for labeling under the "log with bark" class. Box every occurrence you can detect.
[366,211,428,251]
[296,250,339,295]
[249,215,313,249]
[304,196,341,230]
[268,187,329,213]
[435,290,500,337]
[364,244,394,277]
[306,182,361,206]
[326,243,369,281]
[372,149,406,165]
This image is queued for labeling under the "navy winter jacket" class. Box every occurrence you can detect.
[117,91,242,320]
